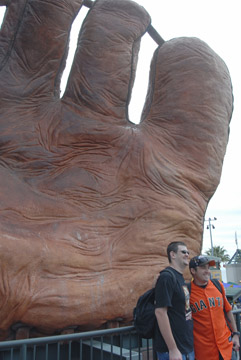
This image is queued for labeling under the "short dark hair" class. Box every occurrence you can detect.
[167,241,186,263]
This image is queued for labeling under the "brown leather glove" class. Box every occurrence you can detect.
[0,0,233,338]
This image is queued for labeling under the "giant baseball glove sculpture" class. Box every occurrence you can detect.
[0,0,233,339]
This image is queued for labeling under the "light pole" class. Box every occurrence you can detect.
[205,217,217,256]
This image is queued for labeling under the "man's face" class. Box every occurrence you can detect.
[192,264,211,285]
[174,245,190,268]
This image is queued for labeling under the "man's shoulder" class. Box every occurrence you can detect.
[160,266,174,274]
[157,267,178,285]
[209,279,224,293]
[159,267,176,278]
[190,279,222,290]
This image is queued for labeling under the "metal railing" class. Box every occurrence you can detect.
[0,309,240,360]
[0,325,155,360]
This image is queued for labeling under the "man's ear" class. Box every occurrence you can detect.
[170,250,176,261]
[190,268,195,276]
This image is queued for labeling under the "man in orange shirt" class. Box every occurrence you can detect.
[189,255,240,360]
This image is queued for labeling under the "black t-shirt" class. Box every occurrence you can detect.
[154,267,193,354]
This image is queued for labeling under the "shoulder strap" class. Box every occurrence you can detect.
[211,278,222,294]
[211,279,232,330]
[159,268,177,286]
[211,279,231,318]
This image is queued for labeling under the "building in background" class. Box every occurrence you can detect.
[204,255,222,280]
[225,249,241,284]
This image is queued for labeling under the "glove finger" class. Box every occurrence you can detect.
[0,0,26,69]
[141,37,233,195]
[63,0,151,121]
[0,0,84,98]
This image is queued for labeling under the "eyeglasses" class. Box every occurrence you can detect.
[180,250,189,255]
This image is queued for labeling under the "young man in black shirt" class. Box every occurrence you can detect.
[155,241,194,360]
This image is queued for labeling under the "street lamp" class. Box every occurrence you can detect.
[205,217,217,256]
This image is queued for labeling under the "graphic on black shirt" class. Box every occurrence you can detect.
[183,284,192,320]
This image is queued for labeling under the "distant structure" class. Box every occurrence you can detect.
[226,249,241,284]
[204,255,222,280]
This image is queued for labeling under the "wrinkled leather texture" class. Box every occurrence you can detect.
[0,0,233,339]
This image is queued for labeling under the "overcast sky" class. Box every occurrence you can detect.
[1,1,240,257]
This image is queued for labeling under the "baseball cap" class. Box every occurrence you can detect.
[189,255,216,269]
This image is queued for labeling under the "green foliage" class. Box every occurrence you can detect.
[205,245,230,263]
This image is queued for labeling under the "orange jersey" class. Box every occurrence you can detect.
[190,280,232,360]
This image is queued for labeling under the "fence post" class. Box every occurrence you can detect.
[20,344,27,360]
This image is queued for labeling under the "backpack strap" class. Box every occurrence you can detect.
[159,268,177,287]
[155,268,177,293]
[211,278,222,294]
[210,279,232,331]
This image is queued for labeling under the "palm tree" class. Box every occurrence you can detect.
[205,245,230,263]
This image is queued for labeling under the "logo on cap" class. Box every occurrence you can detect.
[189,255,216,269]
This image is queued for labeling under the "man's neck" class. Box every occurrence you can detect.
[169,264,184,274]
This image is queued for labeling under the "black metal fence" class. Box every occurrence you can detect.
[0,309,240,360]
[0,326,155,360]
